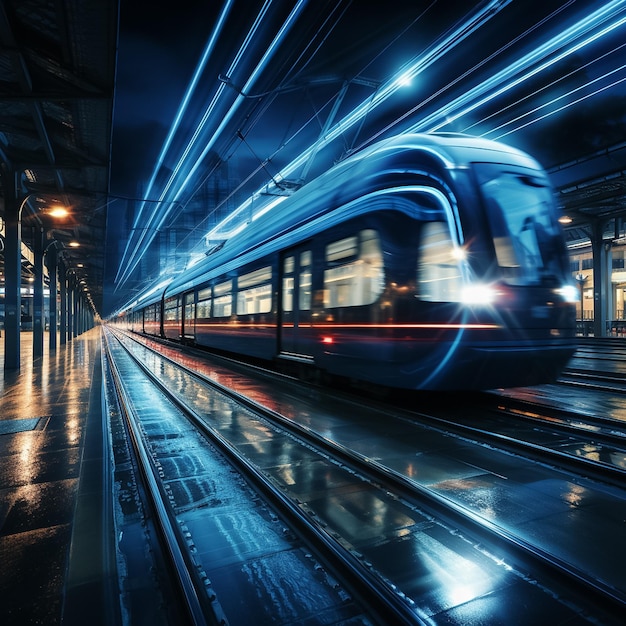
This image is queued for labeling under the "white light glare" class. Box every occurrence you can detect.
[452,245,467,261]
[396,73,413,87]
[556,284,578,303]
[461,283,498,305]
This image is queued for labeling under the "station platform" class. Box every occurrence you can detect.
[0,329,112,626]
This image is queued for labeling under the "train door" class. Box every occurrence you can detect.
[279,246,313,356]
[181,291,196,343]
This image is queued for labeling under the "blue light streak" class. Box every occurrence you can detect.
[118,0,509,290]
[185,1,509,249]
[409,1,626,134]
[116,0,307,290]
[115,0,235,286]
[164,0,309,203]
[115,0,626,309]
[461,39,626,134]
[156,0,280,203]
[271,0,511,185]
[115,0,277,289]
[490,65,626,139]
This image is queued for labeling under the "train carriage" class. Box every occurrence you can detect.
[127,132,577,390]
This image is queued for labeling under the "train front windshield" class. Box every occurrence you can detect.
[475,163,565,285]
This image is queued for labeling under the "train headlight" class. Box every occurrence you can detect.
[555,284,578,303]
[460,284,497,305]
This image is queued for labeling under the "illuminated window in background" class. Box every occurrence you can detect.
[213,280,232,317]
[324,229,384,308]
[237,266,272,315]
[418,222,464,302]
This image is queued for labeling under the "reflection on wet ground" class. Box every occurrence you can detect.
[0,330,102,626]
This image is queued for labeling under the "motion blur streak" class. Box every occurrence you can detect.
[462,39,626,134]
[413,0,626,133]
[187,2,508,256]
[165,0,310,212]
[115,1,308,291]
[116,1,508,298]
[115,0,235,286]
[492,69,626,140]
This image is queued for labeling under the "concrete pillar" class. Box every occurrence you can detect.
[47,245,58,351]
[72,278,79,338]
[59,261,67,345]
[32,226,45,358]
[67,276,75,340]
[2,169,21,370]
[592,219,610,338]
[74,290,81,336]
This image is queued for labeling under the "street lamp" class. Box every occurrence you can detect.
[47,206,70,219]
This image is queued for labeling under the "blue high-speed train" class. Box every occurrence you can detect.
[120,133,577,390]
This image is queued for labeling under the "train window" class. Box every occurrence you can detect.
[418,222,464,301]
[326,235,358,264]
[196,300,211,319]
[164,296,180,321]
[283,256,294,312]
[237,266,272,315]
[213,280,232,317]
[197,286,212,319]
[284,256,295,273]
[144,303,158,333]
[198,286,212,300]
[183,292,195,327]
[299,251,312,310]
[477,165,562,285]
[324,229,384,308]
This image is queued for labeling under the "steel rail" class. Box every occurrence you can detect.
[102,331,220,626]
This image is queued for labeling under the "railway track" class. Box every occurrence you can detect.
[402,390,626,488]
[103,327,626,624]
[103,330,228,626]
[103,328,416,625]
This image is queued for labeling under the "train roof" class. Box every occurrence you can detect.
[164,132,543,296]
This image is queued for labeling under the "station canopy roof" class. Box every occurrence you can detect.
[0,0,116,315]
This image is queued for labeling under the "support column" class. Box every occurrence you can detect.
[47,245,58,351]
[592,219,610,338]
[76,284,81,337]
[69,276,77,339]
[32,226,45,357]
[59,261,67,345]
[3,168,21,370]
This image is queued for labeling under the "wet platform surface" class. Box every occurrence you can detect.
[0,329,108,626]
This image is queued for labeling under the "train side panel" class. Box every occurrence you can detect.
[144,133,576,390]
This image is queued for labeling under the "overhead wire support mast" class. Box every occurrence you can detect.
[236,129,285,191]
